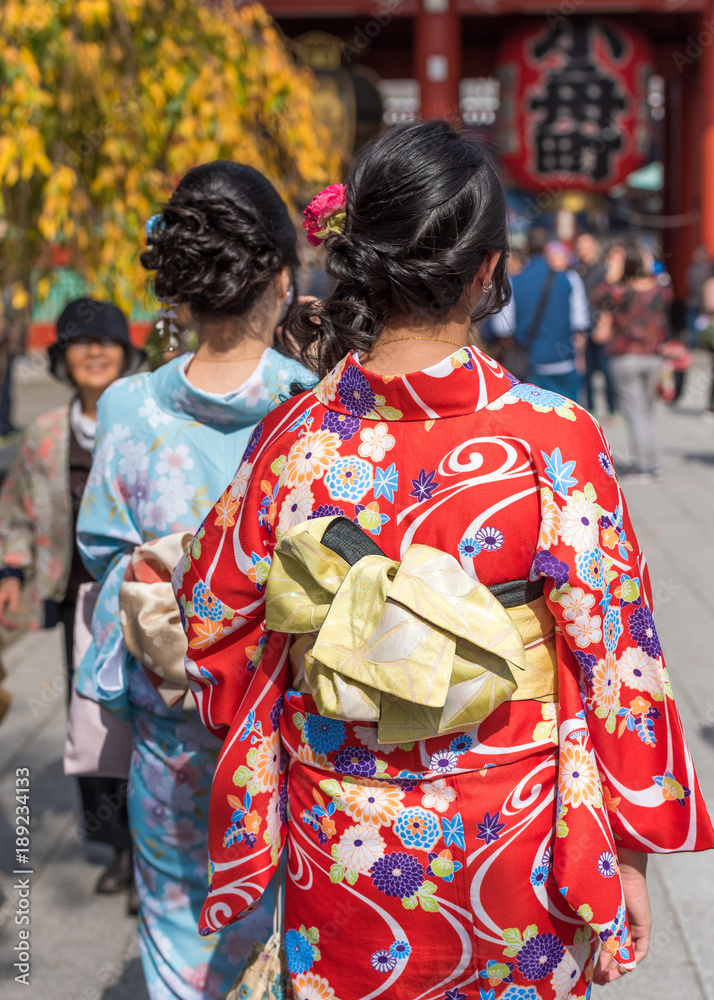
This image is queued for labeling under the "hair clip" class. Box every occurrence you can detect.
[302,184,347,246]
[145,213,164,241]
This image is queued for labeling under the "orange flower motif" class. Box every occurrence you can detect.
[283,431,341,488]
[320,816,337,839]
[214,493,239,530]
[602,785,621,814]
[292,971,337,1000]
[601,525,620,550]
[252,731,280,793]
[559,742,601,808]
[244,810,262,835]
[188,618,228,651]
[538,487,563,550]
[342,780,404,827]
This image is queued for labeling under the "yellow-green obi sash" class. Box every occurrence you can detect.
[266,516,557,744]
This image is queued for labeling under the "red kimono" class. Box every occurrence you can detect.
[175,347,714,1000]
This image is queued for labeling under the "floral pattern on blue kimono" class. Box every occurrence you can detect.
[76,349,314,1000]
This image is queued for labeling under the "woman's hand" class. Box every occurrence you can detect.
[593,848,651,985]
[0,576,22,629]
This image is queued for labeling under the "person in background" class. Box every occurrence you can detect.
[660,329,691,404]
[492,227,589,401]
[0,298,141,898]
[0,286,29,441]
[592,242,673,482]
[686,246,710,346]
[697,263,714,420]
[75,161,316,1000]
[575,232,617,418]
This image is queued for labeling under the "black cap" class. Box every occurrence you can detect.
[48,297,145,382]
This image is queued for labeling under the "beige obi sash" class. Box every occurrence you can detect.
[266,516,556,744]
[118,532,193,711]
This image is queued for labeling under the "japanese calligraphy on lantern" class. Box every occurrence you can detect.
[496,19,654,192]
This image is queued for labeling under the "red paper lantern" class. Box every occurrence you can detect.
[496,18,654,193]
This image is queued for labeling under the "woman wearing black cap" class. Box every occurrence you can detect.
[0,297,143,902]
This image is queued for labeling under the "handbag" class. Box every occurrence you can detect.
[225,864,292,1000]
[503,267,557,381]
[63,582,133,778]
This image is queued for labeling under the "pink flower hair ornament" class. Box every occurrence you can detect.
[302,183,347,246]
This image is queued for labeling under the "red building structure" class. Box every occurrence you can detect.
[267,0,714,299]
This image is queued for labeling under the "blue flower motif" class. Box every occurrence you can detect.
[394,807,441,851]
[603,606,622,653]
[529,864,549,887]
[445,990,468,1000]
[409,468,440,502]
[576,548,605,591]
[389,940,411,961]
[597,851,617,877]
[304,714,346,754]
[442,812,466,850]
[458,536,481,558]
[325,455,373,502]
[541,447,578,497]
[374,462,399,502]
[509,383,570,409]
[199,665,218,686]
[501,988,544,1000]
[476,810,506,846]
[192,581,223,622]
[474,526,504,551]
[450,734,473,755]
[285,928,314,974]
[478,991,495,1000]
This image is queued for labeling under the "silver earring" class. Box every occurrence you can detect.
[156,302,180,353]
[482,279,493,293]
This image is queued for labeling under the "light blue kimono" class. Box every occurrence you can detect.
[77,350,313,1000]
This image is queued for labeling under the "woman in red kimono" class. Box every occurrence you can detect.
[175,122,714,1000]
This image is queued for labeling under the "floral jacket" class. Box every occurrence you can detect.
[176,347,714,974]
[0,406,72,627]
[75,349,313,716]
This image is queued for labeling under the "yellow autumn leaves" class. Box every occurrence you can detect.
[0,0,339,312]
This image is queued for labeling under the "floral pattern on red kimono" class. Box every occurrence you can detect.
[174,347,714,1000]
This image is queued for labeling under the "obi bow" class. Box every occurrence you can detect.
[265,516,556,744]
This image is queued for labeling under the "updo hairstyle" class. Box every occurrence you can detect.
[288,120,510,377]
[141,161,299,321]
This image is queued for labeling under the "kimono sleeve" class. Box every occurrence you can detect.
[75,388,143,708]
[532,405,714,855]
[174,452,277,740]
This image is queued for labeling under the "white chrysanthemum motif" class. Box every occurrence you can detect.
[560,496,600,552]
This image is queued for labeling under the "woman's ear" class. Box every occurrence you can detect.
[477,251,502,286]
[276,267,291,299]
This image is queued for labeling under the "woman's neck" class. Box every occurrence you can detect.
[78,388,102,420]
[361,313,472,377]
[185,306,276,394]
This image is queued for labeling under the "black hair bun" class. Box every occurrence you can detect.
[141,161,298,318]
[288,121,510,378]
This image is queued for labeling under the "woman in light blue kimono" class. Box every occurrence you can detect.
[76,161,314,1000]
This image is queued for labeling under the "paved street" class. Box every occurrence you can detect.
[1,352,714,999]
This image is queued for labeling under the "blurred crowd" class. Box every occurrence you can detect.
[481,229,714,484]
